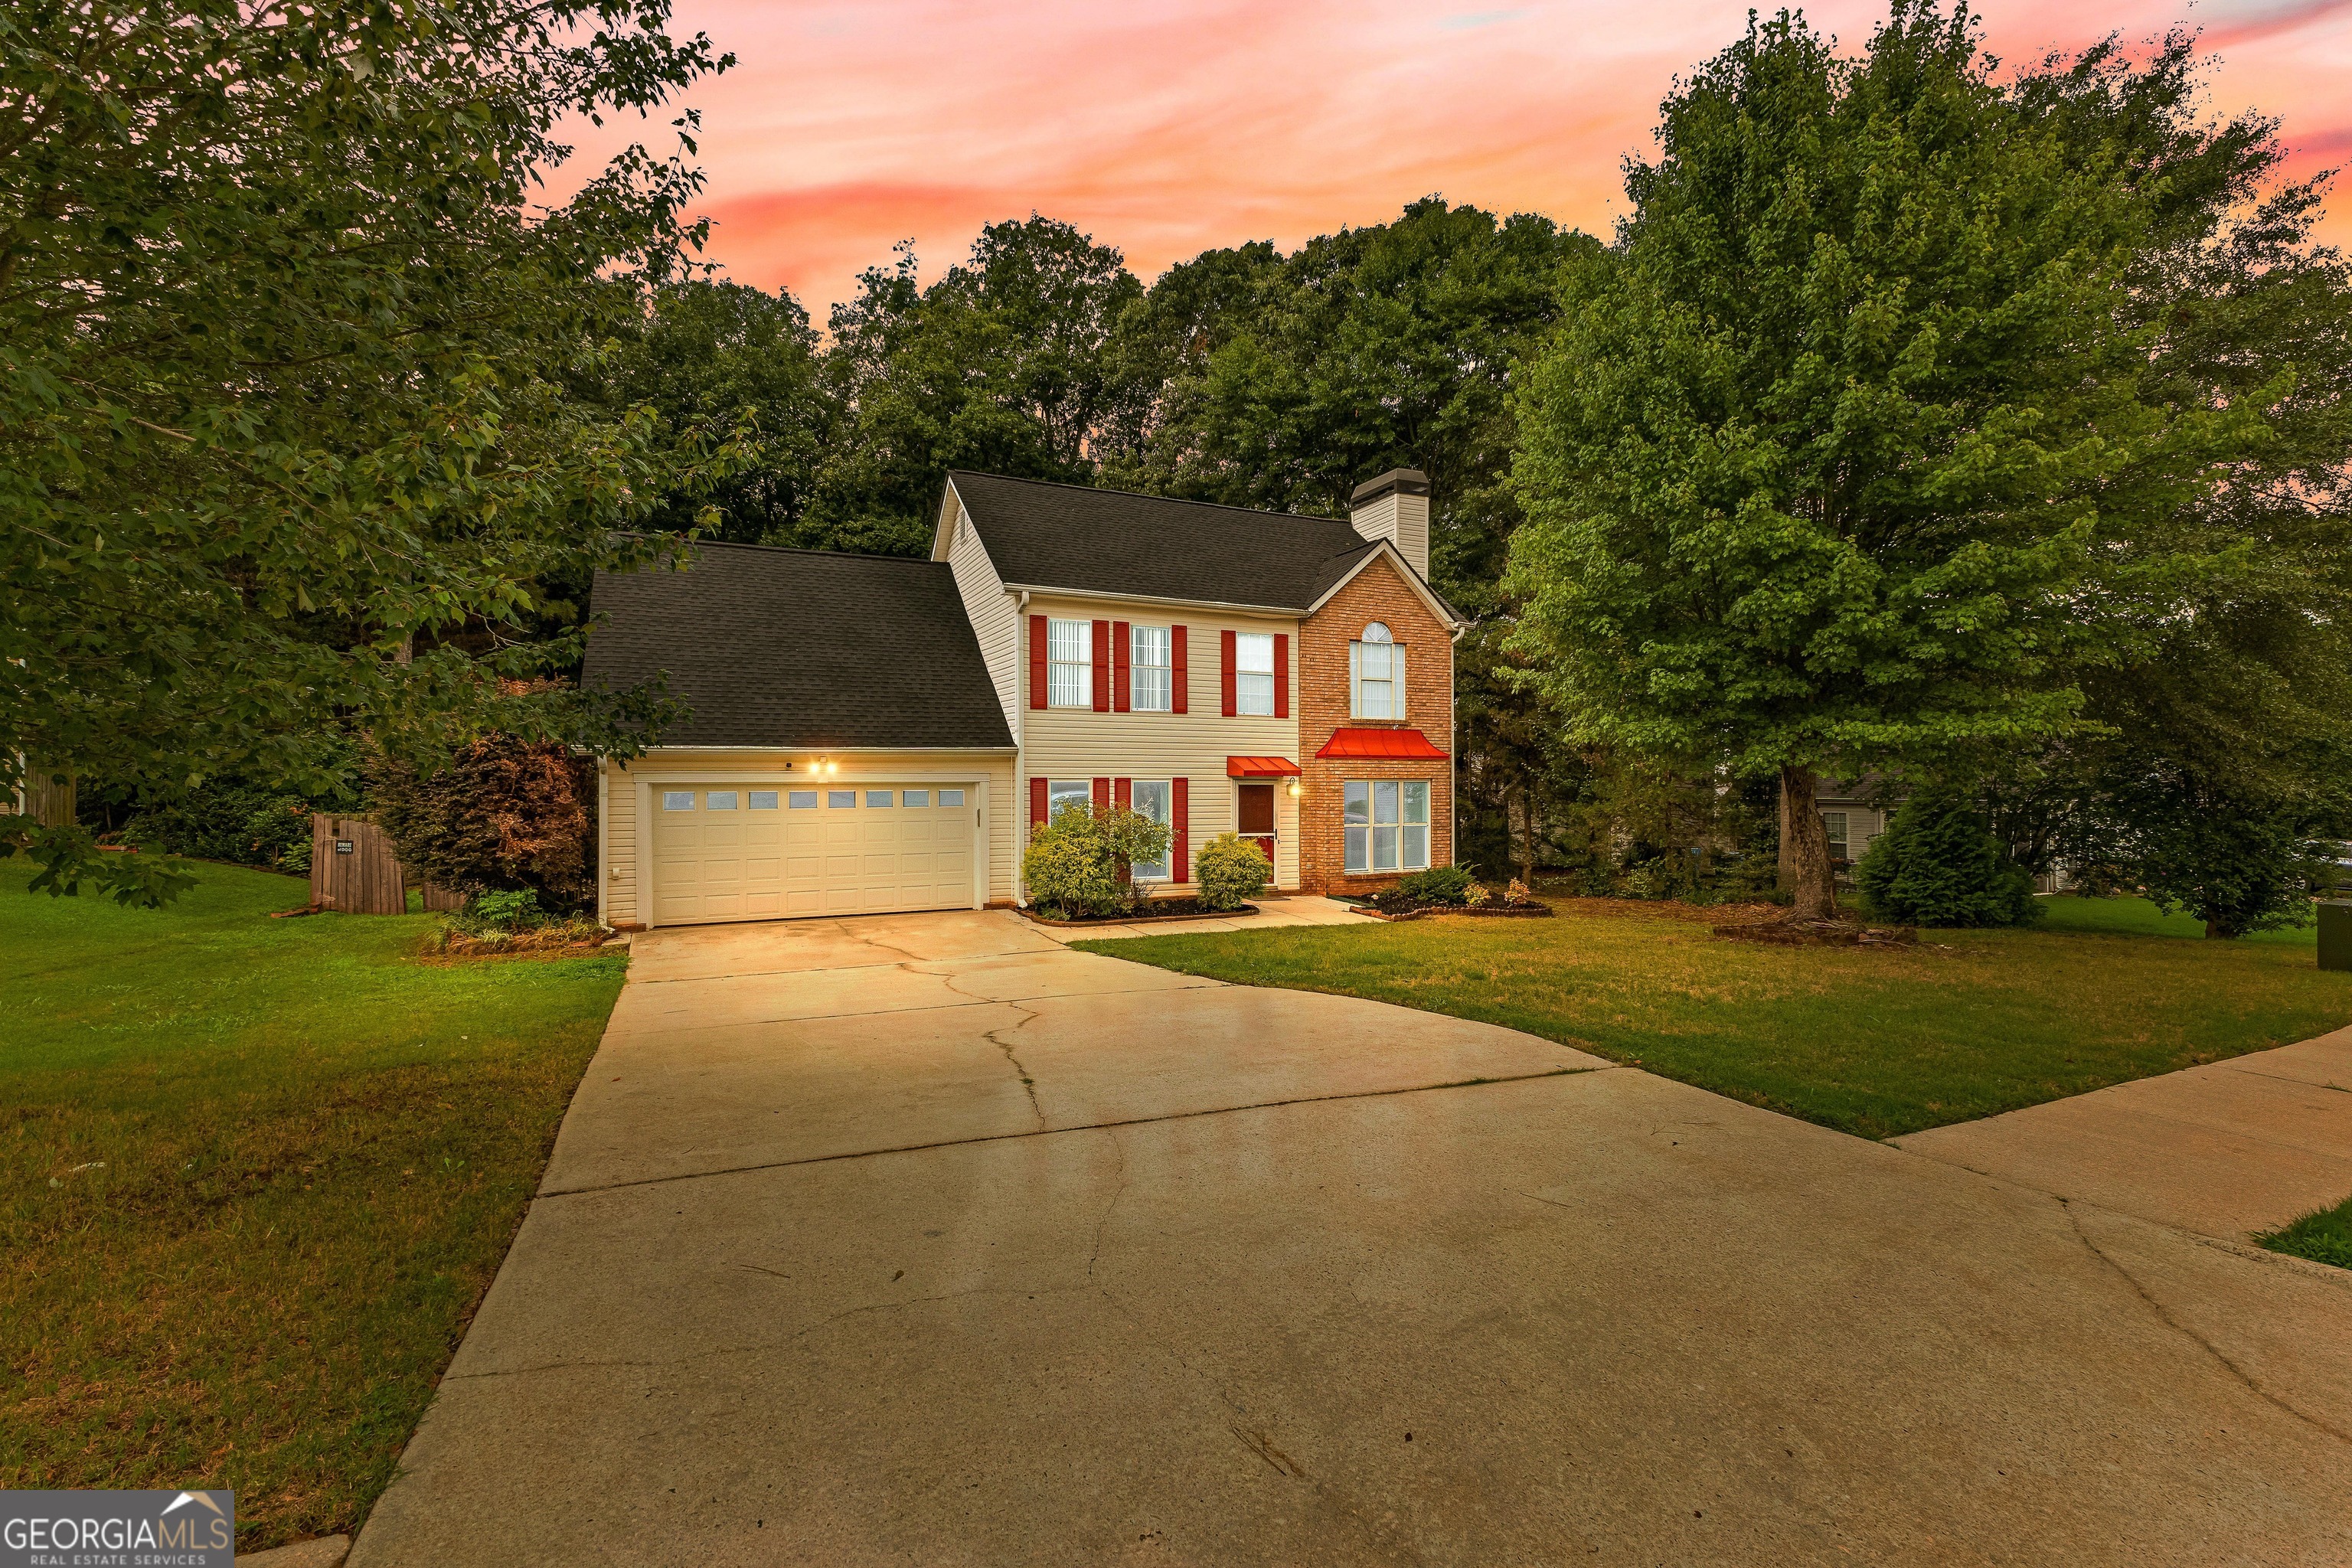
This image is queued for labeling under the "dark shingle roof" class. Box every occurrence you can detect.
[583,544,1015,750]
[947,471,1418,612]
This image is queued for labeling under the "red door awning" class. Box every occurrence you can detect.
[1227,756,1304,778]
[1314,727,1449,760]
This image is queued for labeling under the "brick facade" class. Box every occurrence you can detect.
[1297,557,1453,896]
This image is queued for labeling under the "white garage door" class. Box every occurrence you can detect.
[651,784,976,926]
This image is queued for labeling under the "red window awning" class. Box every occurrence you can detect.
[1227,756,1304,778]
[1314,727,1449,760]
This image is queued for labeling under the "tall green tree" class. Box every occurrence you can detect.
[806,217,1148,554]
[592,278,835,546]
[1,0,736,900]
[1505,4,2278,921]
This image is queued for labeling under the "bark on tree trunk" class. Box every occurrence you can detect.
[1779,766,1838,922]
[1776,776,1796,892]
[1519,789,1537,888]
[2204,919,2236,940]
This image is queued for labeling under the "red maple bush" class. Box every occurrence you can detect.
[369,737,595,911]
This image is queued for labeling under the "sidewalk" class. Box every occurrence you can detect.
[1895,1025,2352,1241]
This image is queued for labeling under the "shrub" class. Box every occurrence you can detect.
[1194,832,1270,911]
[1394,864,1475,906]
[1857,793,2040,928]
[368,737,595,910]
[458,888,545,933]
[116,782,345,872]
[1022,802,1169,918]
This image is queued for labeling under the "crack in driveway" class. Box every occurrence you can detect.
[2060,1198,2352,1448]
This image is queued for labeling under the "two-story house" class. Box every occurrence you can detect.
[583,469,1462,928]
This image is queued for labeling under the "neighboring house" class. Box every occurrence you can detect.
[583,469,1464,929]
[1812,781,1890,870]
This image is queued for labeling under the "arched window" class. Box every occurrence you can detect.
[1351,625,1402,719]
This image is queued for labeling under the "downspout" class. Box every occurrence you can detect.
[1451,620,1466,874]
[1014,588,1030,907]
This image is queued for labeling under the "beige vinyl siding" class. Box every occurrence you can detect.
[1020,596,1303,892]
[601,748,1016,925]
[941,492,1023,741]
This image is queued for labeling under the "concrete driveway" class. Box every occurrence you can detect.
[354,911,2352,1566]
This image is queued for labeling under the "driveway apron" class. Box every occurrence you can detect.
[351,911,2352,1566]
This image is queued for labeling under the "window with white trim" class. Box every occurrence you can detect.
[1131,624,1171,712]
[1130,779,1171,880]
[1351,622,1403,720]
[707,791,738,810]
[1048,618,1092,707]
[827,790,857,808]
[662,790,694,812]
[1823,811,1850,861]
[788,790,817,808]
[1344,779,1431,873]
[749,791,778,809]
[939,788,966,807]
[1235,632,1275,717]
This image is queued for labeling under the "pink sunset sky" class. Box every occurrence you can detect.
[564,0,2352,312]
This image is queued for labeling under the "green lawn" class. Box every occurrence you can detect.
[1079,895,2350,1142]
[0,862,625,1550]
[2258,1194,2352,1270]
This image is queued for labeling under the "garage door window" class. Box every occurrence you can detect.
[867,790,894,808]
[940,789,965,806]
[662,791,694,811]
[749,791,777,809]
[904,789,929,807]
[828,790,856,808]
[789,791,817,808]
[708,791,737,810]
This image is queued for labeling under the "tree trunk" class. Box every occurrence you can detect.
[1519,788,1537,888]
[1776,776,1796,892]
[1779,766,1838,922]
[2204,919,2236,940]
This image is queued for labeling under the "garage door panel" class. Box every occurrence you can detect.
[652,783,976,926]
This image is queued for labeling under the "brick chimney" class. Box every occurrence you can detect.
[1348,469,1430,580]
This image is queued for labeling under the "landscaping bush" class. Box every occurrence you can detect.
[1393,864,1475,906]
[112,779,351,873]
[1021,802,1171,919]
[1857,793,2040,928]
[1194,832,1270,912]
[368,737,595,910]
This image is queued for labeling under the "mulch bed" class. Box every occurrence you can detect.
[1710,914,1918,947]
[1355,901,1555,922]
[423,924,615,961]
[1021,900,1259,929]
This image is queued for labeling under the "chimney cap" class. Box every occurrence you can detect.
[1350,468,1429,507]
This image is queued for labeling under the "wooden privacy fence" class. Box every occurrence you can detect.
[309,815,466,914]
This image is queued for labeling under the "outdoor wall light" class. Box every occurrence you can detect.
[1286,779,1303,798]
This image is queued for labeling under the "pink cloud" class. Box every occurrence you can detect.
[555,0,2352,309]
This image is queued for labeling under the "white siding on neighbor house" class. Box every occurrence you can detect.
[940,491,1023,743]
[1019,594,1304,893]
[601,748,1016,925]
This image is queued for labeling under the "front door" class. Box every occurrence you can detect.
[1236,782,1276,867]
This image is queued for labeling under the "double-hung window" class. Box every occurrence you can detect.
[1350,622,1403,720]
[1048,618,1092,707]
[1129,779,1171,880]
[1234,632,1275,717]
[1344,779,1431,874]
[1131,625,1171,712]
[1823,811,1850,862]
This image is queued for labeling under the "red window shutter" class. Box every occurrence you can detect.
[1028,616,1047,709]
[1112,620,1131,713]
[1115,776,1132,809]
[1273,632,1289,719]
[1091,619,1111,712]
[1091,776,1110,811]
[1220,629,1237,717]
[1171,625,1188,713]
[1172,777,1189,880]
[1029,776,1047,828]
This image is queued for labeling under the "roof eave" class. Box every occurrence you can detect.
[998,581,1309,617]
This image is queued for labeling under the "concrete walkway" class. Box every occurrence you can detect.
[351,911,2352,1566]
[1896,1026,2352,1243]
